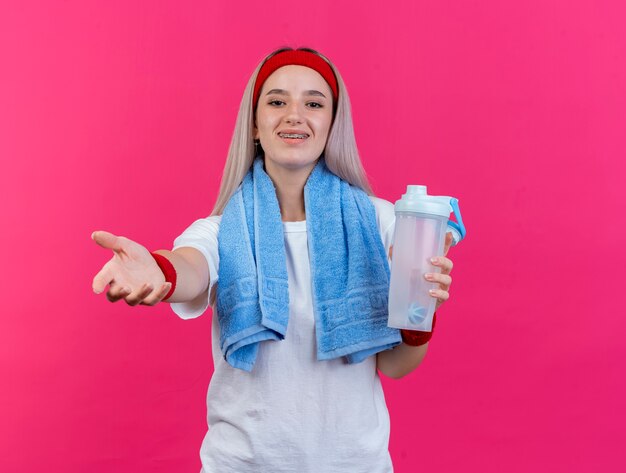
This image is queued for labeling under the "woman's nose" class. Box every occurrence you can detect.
[283,101,303,123]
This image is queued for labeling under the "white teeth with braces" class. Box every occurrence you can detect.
[279,133,308,139]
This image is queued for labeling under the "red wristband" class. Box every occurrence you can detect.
[150,252,177,301]
[400,313,437,346]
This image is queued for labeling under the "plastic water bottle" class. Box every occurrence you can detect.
[387,185,466,331]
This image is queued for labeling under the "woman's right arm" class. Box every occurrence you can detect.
[152,247,208,303]
[91,231,209,306]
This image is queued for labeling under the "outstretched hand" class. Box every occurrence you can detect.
[91,231,171,306]
[389,232,454,312]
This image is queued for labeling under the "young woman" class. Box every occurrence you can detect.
[92,47,454,473]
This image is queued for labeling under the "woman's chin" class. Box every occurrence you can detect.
[263,153,321,171]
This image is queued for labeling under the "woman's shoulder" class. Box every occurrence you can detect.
[173,214,222,246]
[367,195,396,238]
[368,195,394,214]
[189,214,222,231]
[368,195,395,221]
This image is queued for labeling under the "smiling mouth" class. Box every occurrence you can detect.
[278,132,309,139]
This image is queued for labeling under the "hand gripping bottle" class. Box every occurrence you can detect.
[387,186,466,331]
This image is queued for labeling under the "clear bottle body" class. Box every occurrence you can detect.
[388,211,448,331]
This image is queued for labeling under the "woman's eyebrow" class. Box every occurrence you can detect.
[265,89,327,98]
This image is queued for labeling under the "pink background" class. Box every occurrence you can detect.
[1,1,624,472]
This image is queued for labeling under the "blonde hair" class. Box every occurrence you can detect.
[211,47,374,216]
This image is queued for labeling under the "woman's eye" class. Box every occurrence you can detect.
[266,100,323,109]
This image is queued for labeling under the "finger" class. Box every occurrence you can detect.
[430,256,453,274]
[93,266,114,294]
[429,288,449,302]
[443,232,453,256]
[92,230,124,253]
[106,285,132,303]
[124,283,155,306]
[424,272,452,289]
[140,283,172,306]
[388,244,393,260]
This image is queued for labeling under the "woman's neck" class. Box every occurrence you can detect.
[264,160,316,222]
[276,184,306,221]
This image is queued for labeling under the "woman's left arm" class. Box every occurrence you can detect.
[377,233,454,379]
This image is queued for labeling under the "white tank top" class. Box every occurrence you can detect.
[171,197,396,473]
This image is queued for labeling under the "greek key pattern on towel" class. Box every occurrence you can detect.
[217,277,258,315]
[318,286,389,333]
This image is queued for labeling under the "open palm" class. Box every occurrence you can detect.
[91,230,171,306]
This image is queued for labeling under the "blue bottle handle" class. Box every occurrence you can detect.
[447,198,467,243]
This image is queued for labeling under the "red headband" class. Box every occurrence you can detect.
[253,50,339,109]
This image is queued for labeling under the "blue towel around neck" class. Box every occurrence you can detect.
[216,157,401,372]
